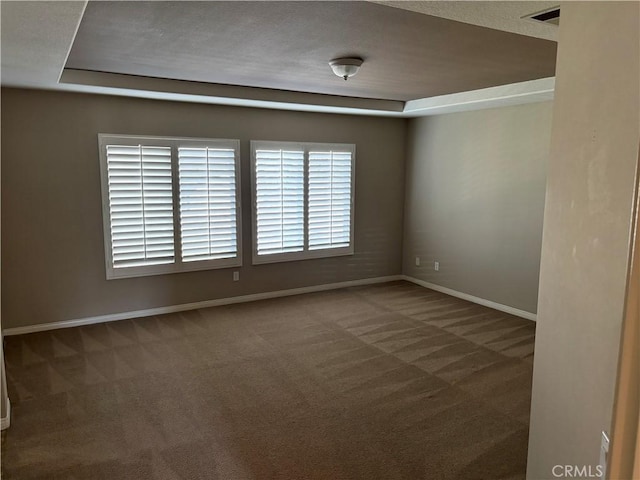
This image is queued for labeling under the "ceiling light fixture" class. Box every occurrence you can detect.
[329,57,363,81]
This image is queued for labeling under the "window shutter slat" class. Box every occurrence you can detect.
[178,147,238,262]
[106,145,175,268]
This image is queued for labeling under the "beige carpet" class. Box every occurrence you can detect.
[2,281,535,479]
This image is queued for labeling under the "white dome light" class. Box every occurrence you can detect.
[329,57,364,81]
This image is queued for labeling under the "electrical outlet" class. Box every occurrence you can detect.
[233,271,239,282]
[434,261,439,271]
[415,256,420,267]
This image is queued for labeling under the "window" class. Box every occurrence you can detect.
[251,141,355,264]
[99,134,241,279]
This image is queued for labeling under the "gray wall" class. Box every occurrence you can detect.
[0,88,406,329]
[527,2,640,479]
[403,102,553,314]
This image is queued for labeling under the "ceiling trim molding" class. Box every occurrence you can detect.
[403,77,555,116]
[58,69,554,118]
[59,69,405,114]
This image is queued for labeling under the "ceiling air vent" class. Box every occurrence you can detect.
[523,7,560,26]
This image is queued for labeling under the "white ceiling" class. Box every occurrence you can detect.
[0,1,558,117]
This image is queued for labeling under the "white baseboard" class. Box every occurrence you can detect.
[401,275,537,321]
[2,275,404,336]
[1,399,10,430]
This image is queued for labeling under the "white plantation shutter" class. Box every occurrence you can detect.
[255,148,304,255]
[105,144,175,269]
[251,142,354,264]
[308,150,353,250]
[178,147,238,262]
[100,135,242,279]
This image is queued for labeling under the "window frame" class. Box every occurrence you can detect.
[250,140,355,265]
[99,134,242,280]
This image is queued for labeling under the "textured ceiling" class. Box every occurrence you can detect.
[0,1,86,89]
[66,1,557,102]
[377,1,560,41]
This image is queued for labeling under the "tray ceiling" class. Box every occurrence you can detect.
[1,1,558,116]
[65,1,557,103]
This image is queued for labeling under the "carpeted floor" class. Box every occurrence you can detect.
[1,281,535,479]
